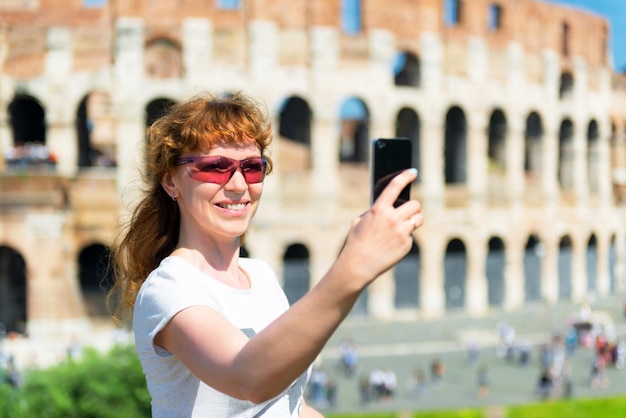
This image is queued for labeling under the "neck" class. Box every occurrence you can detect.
[171,242,249,289]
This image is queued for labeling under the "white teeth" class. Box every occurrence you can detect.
[220,203,246,210]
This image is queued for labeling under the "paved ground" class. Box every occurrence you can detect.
[315,295,626,414]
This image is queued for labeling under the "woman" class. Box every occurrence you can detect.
[110,92,423,417]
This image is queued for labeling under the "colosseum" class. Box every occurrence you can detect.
[1,0,626,347]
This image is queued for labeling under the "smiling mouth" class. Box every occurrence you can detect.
[217,203,247,211]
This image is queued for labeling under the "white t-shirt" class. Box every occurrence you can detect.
[133,256,309,418]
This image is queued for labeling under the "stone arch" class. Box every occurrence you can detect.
[558,119,575,190]
[339,97,370,163]
[609,234,617,292]
[523,235,543,302]
[444,106,467,184]
[559,71,574,99]
[78,243,113,317]
[77,94,92,167]
[5,95,55,170]
[586,234,598,294]
[395,107,421,181]
[558,235,573,300]
[145,37,183,79]
[393,51,420,88]
[76,91,116,168]
[587,119,600,194]
[279,96,312,146]
[146,97,177,127]
[486,236,505,307]
[524,111,543,179]
[283,243,310,305]
[0,245,27,334]
[278,96,313,170]
[8,94,46,146]
[4,94,56,170]
[394,240,420,309]
[488,109,507,171]
[444,238,466,310]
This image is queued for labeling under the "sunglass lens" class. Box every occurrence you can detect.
[242,159,266,183]
[189,157,233,183]
[196,157,233,173]
[187,156,266,184]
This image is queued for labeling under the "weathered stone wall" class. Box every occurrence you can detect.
[0,0,624,341]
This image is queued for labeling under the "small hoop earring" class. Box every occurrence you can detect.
[171,193,177,201]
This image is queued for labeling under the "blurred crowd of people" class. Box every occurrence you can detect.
[3,142,57,170]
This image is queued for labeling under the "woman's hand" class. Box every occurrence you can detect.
[338,168,423,285]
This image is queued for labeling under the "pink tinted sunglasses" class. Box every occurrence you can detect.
[176,155,268,184]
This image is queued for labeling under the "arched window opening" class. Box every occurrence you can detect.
[279,96,313,171]
[83,0,107,7]
[6,95,55,171]
[341,0,362,34]
[339,97,369,163]
[587,120,600,194]
[216,0,240,10]
[558,236,573,300]
[486,237,505,307]
[524,112,543,179]
[146,98,176,127]
[444,106,467,184]
[77,93,117,168]
[559,72,574,99]
[444,238,467,310]
[145,38,183,79]
[523,235,543,302]
[393,52,420,88]
[586,234,598,294]
[283,244,310,305]
[395,107,421,182]
[445,0,463,27]
[279,96,312,146]
[609,235,617,292]
[79,244,113,316]
[559,119,575,191]
[487,3,503,31]
[394,241,420,309]
[488,109,507,171]
[0,246,27,334]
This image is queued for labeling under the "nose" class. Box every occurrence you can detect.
[225,167,248,191]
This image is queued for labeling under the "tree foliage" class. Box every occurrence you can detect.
[0,344,150,418]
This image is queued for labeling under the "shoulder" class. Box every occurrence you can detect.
[139,257,195,294]
[135,257,211,314]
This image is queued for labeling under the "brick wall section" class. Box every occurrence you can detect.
[0,0,611,78]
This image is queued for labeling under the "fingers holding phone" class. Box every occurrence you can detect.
[370,137,423,235]
[371,138,413,207]
[337,162,422,285]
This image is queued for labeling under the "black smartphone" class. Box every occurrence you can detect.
[371,138,412,207]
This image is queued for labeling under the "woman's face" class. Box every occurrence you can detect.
[163,142,264,246]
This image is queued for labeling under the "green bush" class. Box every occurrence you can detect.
[327,410,484,418]
[0,344,150,418]
[508,396,626,418]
